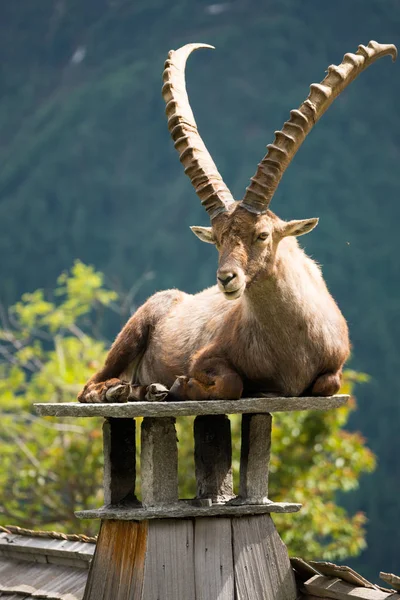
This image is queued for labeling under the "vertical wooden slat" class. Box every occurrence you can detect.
[232,514,296,600]
[194,415,233,502]
[142,519,195,600]
[194,517,234,600]
[141,417,178,506]
[239,413,272,503]
[103,418,137,505]
[83,520,148,600]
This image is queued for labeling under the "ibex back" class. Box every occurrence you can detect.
[78,41,397,403]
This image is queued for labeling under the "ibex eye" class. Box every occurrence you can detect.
[257,232,269,241]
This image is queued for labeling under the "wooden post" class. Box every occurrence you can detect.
[194,414,233,503]
[103,418,137,505]
[238,413,272,504]
[141,417,178,506]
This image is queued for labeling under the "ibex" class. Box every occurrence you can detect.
[78,41,397,403]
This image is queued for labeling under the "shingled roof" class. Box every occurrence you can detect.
[292,557,400,600]
[0,525,398,600]
[0,525,95,600]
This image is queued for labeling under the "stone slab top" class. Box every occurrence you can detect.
[75,500,302,521]
[34,394,348,418]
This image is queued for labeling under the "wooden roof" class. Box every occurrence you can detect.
[0,525,398,600]
[292,558,400,600]
[0,526,95,600]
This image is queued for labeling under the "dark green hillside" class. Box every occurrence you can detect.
[0,0,399,578]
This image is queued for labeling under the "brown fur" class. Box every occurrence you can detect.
[78,205,350,403]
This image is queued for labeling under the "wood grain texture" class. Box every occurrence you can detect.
[194,518,234,600]
[34,395,349,418]
[308,561,377,587]
[239,413,271,503]
[103,418,137,505]
[83,520,148,600]
[194,415,233,502]
[232,514,297,600]
[0,557,89,599]
[304,575,397,600]
[380,572,400,591]
[75,500,301,521]
[142,519,195,600]
[141,417,178,506]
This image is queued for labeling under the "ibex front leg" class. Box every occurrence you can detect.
[78,293,177,403]
[77,306,150,404]
[170,347,243,401]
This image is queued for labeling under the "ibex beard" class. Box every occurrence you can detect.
[78,41,397,403]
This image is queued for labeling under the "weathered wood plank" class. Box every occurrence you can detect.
[34,395,349,418]
[142,519,195,600]
[194,518,234,600]
[103,418,137,505]
[238,413,271,503]
[0,532,94,561]
[141,417,178,506]
[194,415,233,502]
[83,520,147,600]
[76,500,301,520]
[380,572,400,591]
[308,561,377,588]
[304,575,394,600]
[232,514,297,600]
[290,557,321,581]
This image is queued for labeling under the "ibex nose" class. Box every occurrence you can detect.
[217,271,237,287]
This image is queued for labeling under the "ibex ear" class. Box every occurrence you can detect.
[281,218,319,238]
[190,226,216,244]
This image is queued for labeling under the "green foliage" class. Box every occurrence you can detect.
[271,373,375,560]
[0,261,116,535]
[0,264,375,555]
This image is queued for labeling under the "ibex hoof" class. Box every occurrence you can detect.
[145,383,169,402]
[169,376,189,400]
[104,381,131,403]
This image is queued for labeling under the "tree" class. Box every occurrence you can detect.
[0,261,113,534]
[0,263,375,555]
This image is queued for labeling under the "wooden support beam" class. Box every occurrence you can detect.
[238,413,272,504]
[194,415,233,503]
[194,518,234,600]
[141,417,178,506]
[232,514,297,600]
[103,418,137,505]
[142,519,195,600]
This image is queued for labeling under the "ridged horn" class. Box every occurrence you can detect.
[162,44,235,220]
[241,40,397,214]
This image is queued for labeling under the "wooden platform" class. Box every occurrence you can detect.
[34,394,348,418]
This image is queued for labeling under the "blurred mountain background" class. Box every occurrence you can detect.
[0,0,399,579]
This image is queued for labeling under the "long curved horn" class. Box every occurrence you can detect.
[162,44,235,220]
[241,40,397,214]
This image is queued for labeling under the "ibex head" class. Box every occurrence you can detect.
[163,41,397,300]
[191,208,318,299]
